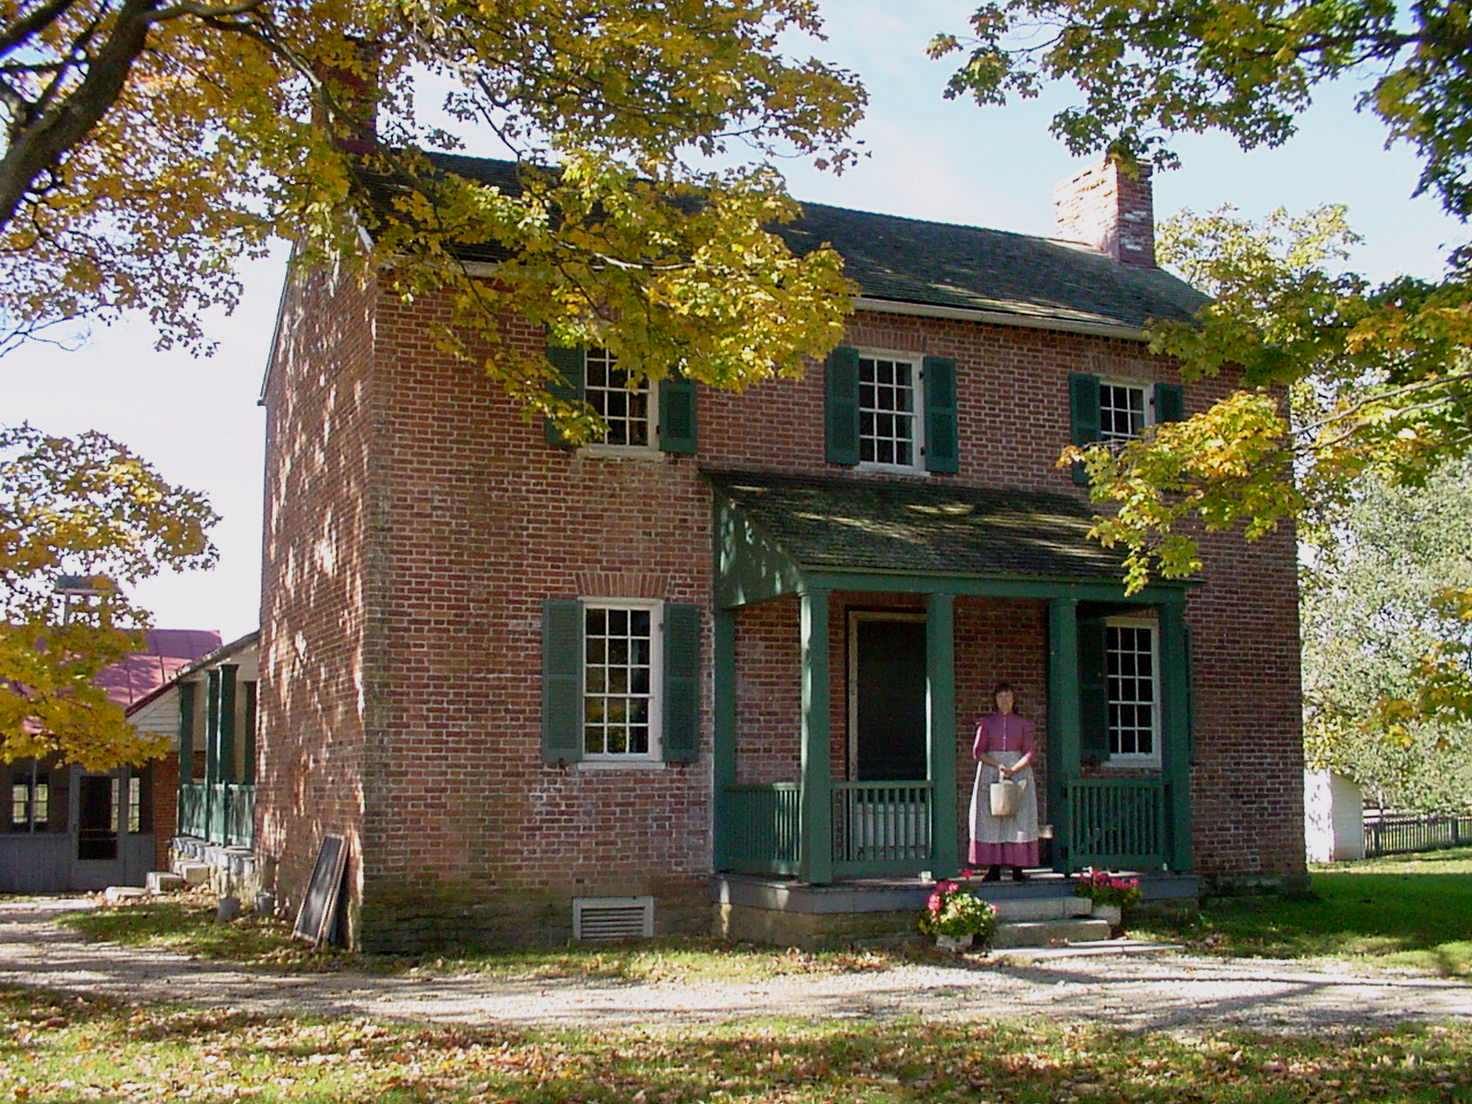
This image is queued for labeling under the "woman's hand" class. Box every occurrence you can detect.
[997,764,1013,779]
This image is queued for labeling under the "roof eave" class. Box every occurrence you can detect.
[853,296,1148,342]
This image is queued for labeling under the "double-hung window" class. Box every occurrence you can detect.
[9,762,48,833]
[582,601,660,759]
[858,353,922,468]
[1069,374,1185,482]
[1098,381,1149,443]
[824,346,959,473]
[542,598,700,766]
[544,344,697,454]
[1105,618,1160,764]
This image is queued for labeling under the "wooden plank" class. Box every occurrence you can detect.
[293,834,348,945]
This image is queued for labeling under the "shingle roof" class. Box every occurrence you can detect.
[706,470,1129,581]
[391,153,1207,332]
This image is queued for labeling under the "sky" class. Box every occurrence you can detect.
[8,0,1466,642]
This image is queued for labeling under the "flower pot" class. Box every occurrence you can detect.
[935,933,974,952]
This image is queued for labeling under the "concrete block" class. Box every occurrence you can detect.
[146,871,186,894]
[176,862,210,886]
[991,895,1093,922]
[104,886,148,904]
[989,917,1111,949]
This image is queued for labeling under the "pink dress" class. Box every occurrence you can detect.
[968,712,1041,867]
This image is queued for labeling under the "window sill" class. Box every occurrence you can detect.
[1101,756,1162,770]
[576,444,666,461]
[856,461,927,476]
[573,760,670,771]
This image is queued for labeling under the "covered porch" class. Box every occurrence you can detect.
[707,472,1194,886]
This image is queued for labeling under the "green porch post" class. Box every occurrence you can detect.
[205,669,220,839]
[1159,600,1193,871]
[1048,598,1080,871]
[799,588,833,884]
[712,608,737,871]
[926,593,959,878]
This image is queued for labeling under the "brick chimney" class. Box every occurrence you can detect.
[1052,158,1155,267]
[313,38,379,155]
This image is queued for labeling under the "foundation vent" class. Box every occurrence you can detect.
[573,896,654,942]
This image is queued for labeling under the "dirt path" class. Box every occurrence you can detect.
[3,899,1471,1034]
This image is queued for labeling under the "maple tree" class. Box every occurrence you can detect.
[0,425,218,768]
[1,0,864,424]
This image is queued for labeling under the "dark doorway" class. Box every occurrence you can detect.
[851,614,928,780]
[77,775,118,861]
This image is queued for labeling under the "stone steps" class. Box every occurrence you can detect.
[990,916,1112,949]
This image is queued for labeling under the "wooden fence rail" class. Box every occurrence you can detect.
[1363,811,1472,857]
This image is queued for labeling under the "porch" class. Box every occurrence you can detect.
[173,660,256,851]
[707,472,1195,886]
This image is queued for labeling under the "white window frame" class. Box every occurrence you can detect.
[856,349,926,474]
[1098,378,1153,445]
[1104,616,1161,767]
[579,348,664,459]
[580,597,663,763]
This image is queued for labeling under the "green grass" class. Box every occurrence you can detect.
[1137,847,1472,976]
[57,900,924,981]
[3,984,1469,1103]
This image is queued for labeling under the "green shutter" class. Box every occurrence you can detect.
[1153,382,1185,424]
[824,346,860,466]
[662,602,701,762]
[543,344,586,447]
[922,355,959,474]
[242,681,257,785]
[541,600,584,764]
[1069,372,1101,485]
[659,373,698,454]
[1183,621,1195,765]
[1078,617,1110,763]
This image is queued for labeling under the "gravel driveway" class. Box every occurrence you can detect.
[3,899,1471,1034]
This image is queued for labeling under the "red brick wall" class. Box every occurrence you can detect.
[262,286,1303,942]
[257,259,378,932]
[151,753,178,871]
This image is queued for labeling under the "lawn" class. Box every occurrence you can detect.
[57,899,919,982]
[1136,847,1472,976]
[3,984,1470,1103]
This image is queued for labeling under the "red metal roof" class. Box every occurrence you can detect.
[94,629,221,707]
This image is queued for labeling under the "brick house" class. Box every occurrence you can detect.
[255,156,1305,950]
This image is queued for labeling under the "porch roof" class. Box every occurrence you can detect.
[707,470,1184,606]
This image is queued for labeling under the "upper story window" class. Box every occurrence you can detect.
[1106,618,1159,764]
[858,354,922,469]
[824,346,958,474]
[1098,381,1149,443]
[1069,374,1185,484]
[544,344,697,456]
[584,348,653,448]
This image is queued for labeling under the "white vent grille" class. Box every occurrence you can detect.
[573,896,654,942]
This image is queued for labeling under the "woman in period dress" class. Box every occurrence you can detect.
[969,682,1040,882]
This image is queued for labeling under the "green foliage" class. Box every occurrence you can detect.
[1,0,865,429]
[1301,459,1472,809]
[1138,847,1472,976]
[0,424,218,768]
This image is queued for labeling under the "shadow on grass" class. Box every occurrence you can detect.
[4,984,1471,1103]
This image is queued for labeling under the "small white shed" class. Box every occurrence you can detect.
[1304,770,1366,862]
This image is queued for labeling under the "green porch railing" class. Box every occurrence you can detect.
[178,781,208,839]
[833,781,932,875]
[178,781,254,848]
[724,783,801,875]
[1065,776,1166,870]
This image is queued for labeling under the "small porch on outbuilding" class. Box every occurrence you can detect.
[706,471,1195,889]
